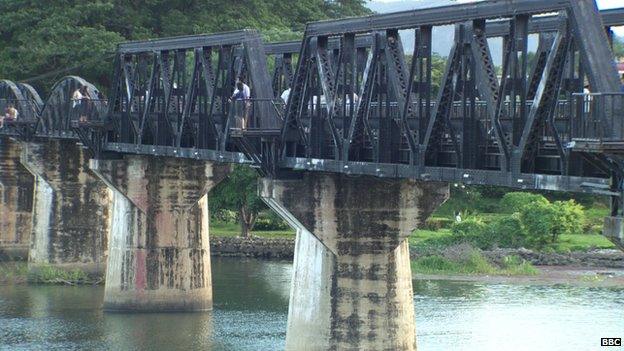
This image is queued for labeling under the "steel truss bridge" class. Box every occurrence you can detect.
[2,0,624,217]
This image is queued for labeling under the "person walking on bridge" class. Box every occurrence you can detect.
[72,86,91,123]
[230,80,251,129]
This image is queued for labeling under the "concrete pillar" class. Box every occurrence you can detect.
[90,156,229,312]
[0,137,33,260]
[603,217,624,250]
[20,140,112,275]
[260,173,449,351]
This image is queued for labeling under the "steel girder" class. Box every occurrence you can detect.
[279,0,622,194]
[0,1,622,196]
[106,29,275,153]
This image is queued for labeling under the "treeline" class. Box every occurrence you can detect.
[0,0,371,94]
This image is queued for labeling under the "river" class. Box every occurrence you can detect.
[0,257,622,350]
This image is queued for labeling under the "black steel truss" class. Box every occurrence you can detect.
[279,0,623,195]
[0,1,623,198]
[106,30,276,152]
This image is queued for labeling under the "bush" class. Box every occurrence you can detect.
[211,209,237,223]
[518,199,586,248]
[423,217,455,231]
[451,217,487,239]
[253,211,290,231]
[519,201,558,248]
[450,217,490,249]
[552,200,585,237]
[478,186,510,199]
[500,192,549,213]
[486,214,527,249]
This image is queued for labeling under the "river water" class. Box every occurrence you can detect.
[0,257,622,351]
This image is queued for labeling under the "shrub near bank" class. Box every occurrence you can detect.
[449,193,586,250]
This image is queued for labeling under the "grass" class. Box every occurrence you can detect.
[548,233,615,253]
[0,262,28,284]
[27,265,99,285]
[211,221,295,239]
[411,251,539,276]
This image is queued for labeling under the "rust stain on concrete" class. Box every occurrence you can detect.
[0,137,33,259]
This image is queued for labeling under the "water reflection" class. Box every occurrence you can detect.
[414,280,624,351]
[0,259,623,351]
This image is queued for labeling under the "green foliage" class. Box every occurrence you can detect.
[451,217,487,239]
[211,209,238,223]
[553,234,615,252]
[613,35,624,59]
[211,165,265,214]
[411,250,539,276]
[423,217,454,231]
[500,192,549,213]
[253,211,290,231]
[210,221,294,238]
[518,199,586,247]
[210,165,266,236]
[519,201,558,248]
[450,217,494,249]
[552,200,585,237]
[0,262,28,284]
[477,186,510,199]
[0,0,371,92]
[486,214,527,249]
[27,265,94,284]
[500,255,539,275]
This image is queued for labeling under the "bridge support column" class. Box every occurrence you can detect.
[90,156,229,312]
[21,140,111,274]
[260,173,449,351]
[0,137,33,260]
[603,217,624,250]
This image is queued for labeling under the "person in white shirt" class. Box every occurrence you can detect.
[230,81,251,129]
[230,81,250,101]
[72,88,83,108]
[281,88,291,104]
[583,84,592,115]
[72,86,90,122]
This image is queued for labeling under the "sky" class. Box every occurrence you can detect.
[369,0,624,35]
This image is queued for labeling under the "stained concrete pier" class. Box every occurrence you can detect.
[20,140,112,274]
[0,137,33,260]
[91,156,229,312]
[261,173,449,351]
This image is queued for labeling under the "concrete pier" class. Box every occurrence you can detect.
[260,173,449,351]
[603,216,624,250]
[20,140,111,275]
[0,137,33,260]
[90,156,229,312]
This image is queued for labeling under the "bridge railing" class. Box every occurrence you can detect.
[0,99,38,137]
[0,98,37,122]
[229,99,285,132]
[572,93,624,142]
[67,99,109,126]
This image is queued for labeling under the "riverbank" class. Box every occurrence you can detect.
[209,235,624,267]
[2,236,623,286]
[415,266,624,288]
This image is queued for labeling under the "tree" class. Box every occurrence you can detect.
[613,35,624,60]
[210,165,266,237]
[0,0,371,94]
